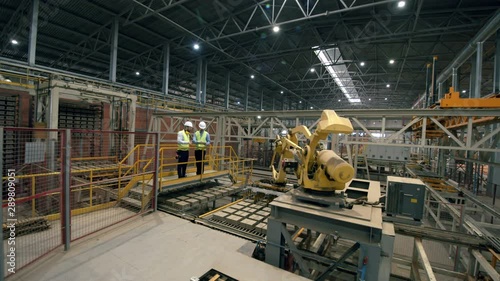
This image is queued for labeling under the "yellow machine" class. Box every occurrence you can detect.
[440,87,500,108]
[270,110,354,192]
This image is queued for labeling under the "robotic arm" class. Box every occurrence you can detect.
[271,110,355,192]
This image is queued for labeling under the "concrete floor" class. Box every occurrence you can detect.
[10,212,308,281]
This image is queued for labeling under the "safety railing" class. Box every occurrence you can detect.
[0,70,47,89]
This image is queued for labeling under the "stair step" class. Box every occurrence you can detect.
[121,197,142,208]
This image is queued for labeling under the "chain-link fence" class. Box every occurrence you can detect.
[1,128,159,276]
[1,127,63,277]
[68,130,158,241]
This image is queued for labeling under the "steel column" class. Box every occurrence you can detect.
[431,56,438,105]
[260,90,264,111]
[109,18,119,82]
[452,67,459,91]
[153,132,160,211]
[27,0,39,66]
[225,71,230,109]
[196,58,203,104]
[63,129,71,250]
[162,42,170,96]
[475,42,483,98]
[272,98,275,110]
[245,82,249,111]
[425,63,430,108]
[469,53,477,98]
[202,59,207,105]
[494,30,500,93]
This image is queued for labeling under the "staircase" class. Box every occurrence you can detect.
[118,177,154,212]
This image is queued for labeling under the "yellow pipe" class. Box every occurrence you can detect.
[292,228,305,241]
[45,202,116,221]
[199,198,245,218]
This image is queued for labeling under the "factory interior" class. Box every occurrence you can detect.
[0,0,500,280]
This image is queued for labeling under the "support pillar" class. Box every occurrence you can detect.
[272,98,275,110]
[260,90,264,111]
[28,0,39,66]
[127,96,137,165]
[494,30,500,93]
[469,53,477,98]
[109,18,119,82]
[425,63,430,108]
[196,58,207,105]
[225,71,230,110]
[452,67,459,91]
[475,42,483,98]
[245,82,249,111]
[162,42,170,96]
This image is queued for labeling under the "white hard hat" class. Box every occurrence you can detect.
[199,121,206,129]
[184,121,193,128]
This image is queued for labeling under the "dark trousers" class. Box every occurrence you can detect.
[195,149,206,175]
[177,150,189,178]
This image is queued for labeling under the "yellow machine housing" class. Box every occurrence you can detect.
[440,87,500,108]
[270,110,354,192]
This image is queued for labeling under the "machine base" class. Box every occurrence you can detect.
[289,188,351,209]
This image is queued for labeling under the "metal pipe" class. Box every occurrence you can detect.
[475,42,483,98]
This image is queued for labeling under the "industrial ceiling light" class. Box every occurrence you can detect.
[193,43,200,50]
[389,59,395,64]
[257,115,261,119]
[369,98,371,101]
[386,84,390,88]
[338,99,341,102]
[385,97,388,100]
[310,106,313,109]
[10,39,18,45]
[273,26,280,33]
[135,71,140,76]
[310,68,315,73]
[280,90,284,94]
[360,62,365,66]
[462,90,466,93]
[237,101,240,104]
[299,101,302,103]
[250,75,255,79]
[397,1,406,8]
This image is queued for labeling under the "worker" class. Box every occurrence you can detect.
[193,121,211,175]
[177,121,193,178]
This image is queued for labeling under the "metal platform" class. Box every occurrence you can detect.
[265,179,394,281]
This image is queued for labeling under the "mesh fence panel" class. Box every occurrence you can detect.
[2,128,63,277]
[69,130,157,241]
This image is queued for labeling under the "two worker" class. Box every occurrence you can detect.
[176,121,211,178]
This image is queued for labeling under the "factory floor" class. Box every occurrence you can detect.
[10,211,308,281]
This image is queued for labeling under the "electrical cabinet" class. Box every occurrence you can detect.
[386,176,425,220]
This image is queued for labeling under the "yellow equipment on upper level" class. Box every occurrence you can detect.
[440,87,500,108]
[270,110,354,192]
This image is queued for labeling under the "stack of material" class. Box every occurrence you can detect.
[3,217,50,239]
